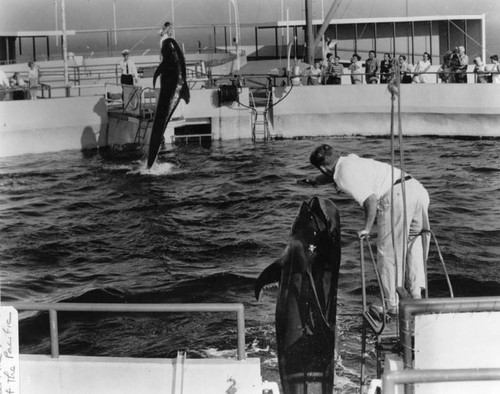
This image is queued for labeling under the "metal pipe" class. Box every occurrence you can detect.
[401,297,500,368]
[6,302,247,360]
[49,309,59,358]
[383,368,500,394]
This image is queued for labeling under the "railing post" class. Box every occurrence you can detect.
[49,309,59,358]
[236,304,246,360]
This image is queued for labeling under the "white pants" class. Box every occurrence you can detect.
[376,179,430,309]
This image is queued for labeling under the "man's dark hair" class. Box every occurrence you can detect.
[310,144,333,168]
[491,54,499,62]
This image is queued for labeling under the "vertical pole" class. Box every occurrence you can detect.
[411,21,415,64]
[224,26,228,53]
[228,0,232,49]
[393,22,396,58]
[112,0,117,45]
[275,27,279,57]
[54,0,59,47]
[374,23,377,55]
[255,27,258,58]
[47,36,50,60]
[213,26,217,53]
[354,24,358,53]
[61,0,69,91]
[481,14,486,64]
[49,309,59,358]
[447,20,451,51]
[463,19,467,54]
[32,37,36,61]
[236,305,246,360]
[305,0,314,64]
[429,21,433,63]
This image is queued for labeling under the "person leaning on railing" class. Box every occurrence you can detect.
[473,57,488,84]
[453,46,469,83]
[489,54,500,84]
[379,53,393,84]
[412,52,432,84]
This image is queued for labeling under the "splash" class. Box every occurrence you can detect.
[129,160,179,176]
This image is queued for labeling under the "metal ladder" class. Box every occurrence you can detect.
[250,89,272,141]
[135,118,152,146]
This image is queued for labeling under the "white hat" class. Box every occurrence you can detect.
[122,49,130,55]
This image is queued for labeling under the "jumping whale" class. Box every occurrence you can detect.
[147,37,190,168]
[255,197,341,394]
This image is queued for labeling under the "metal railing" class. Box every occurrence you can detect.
[3,302,246,361]
[382,368,500,394]
[400,296,500,369]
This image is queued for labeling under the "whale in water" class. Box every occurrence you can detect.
[255,196,341,394]
[147,37,190,168]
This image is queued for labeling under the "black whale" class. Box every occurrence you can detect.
[255,197,341,394]
[147,37,190,168]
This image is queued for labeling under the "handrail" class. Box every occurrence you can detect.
[400,296,500,368]
[2,302,246,361]
[382,368,500,394]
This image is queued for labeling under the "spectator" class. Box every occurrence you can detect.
[349,54,363,85]
[412,52,432,83]
[0,69,10,88]
[306,61,322,85]
[28,61,40,99]
[0,69,9,101]
[398,55,413,84]
[10,72,26,87]
[365,50,379,84]
[331,55,344,85]
[379,53,393,84]
[453,46,469,83]
[473,57,488,83]
[119,49,138,86]
[322,53,334,85]
[489,54,500,84]
[438,50,455,83]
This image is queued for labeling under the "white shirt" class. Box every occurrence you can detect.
[0,69,9,88]
[333,154,402,206]
[491,63,500,84]
[119,58,138,78]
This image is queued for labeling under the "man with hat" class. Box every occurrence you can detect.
[299,144,430,315]
[119,49,138,85]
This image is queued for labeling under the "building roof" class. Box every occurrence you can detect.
[0,30,76,38]
[277,14,485,27]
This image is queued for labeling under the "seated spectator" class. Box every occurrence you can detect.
[331,56,344,85]
[438,50,455,83]
[412,52,432,83]
[453,46,469,83]
[0,69,9,88]
[349,54,363,85]
[10,72,26,87]
[306,61,322,85]
[398,55,413,84]
[379,53,393,84]
[365,50,379,84]
[473,57,488,83]
[489,54,500,84]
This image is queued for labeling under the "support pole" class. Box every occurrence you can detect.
[305,0,314,64]
[61,0,69,93]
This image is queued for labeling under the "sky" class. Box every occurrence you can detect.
[2,0,500,57]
